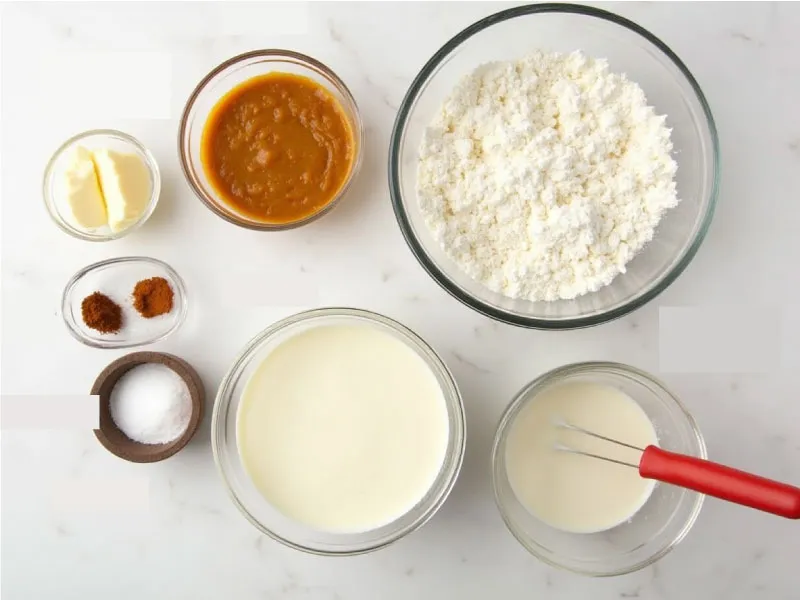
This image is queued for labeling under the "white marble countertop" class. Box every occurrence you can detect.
[2,2,799,599]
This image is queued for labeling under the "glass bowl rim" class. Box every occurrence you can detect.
[43,128,161,242]
[491,360,707,576]
[177,48,365,231]
[61,255,189,349]
[388,2,721,330]
[210,306,467,556]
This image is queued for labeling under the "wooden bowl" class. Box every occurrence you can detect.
[92,351,204,463]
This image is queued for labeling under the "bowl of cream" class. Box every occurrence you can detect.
[492,362,706,576]
[212,307,465,555]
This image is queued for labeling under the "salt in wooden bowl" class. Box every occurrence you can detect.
[92,351,204,463]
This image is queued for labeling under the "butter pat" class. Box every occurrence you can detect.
[92,149,151,233]
[59,147,107,230]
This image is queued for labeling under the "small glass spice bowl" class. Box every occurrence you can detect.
[43,129,161,241]
[178,49,364,230]
[492,362,706,577]
[62,256,188,349]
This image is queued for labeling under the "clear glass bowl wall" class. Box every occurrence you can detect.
[212,308,466,555]
[390,5,719,329]
[492,362,707,576]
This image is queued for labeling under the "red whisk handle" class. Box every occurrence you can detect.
[639,446,800,520]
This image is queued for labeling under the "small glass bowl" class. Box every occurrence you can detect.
[178,50,364,230]
[43,129,161,241]
[62,256,188,349]
[212,307,466,555]
[492,362,706,577]
[389,4,719,329]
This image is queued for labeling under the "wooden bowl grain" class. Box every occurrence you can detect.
[92,351,204,463]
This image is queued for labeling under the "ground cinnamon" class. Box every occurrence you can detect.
[81,292,123,333]
[132,277,174,318]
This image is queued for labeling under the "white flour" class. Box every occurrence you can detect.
[416,50,679,302]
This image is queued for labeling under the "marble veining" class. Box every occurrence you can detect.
[2,2,800,599]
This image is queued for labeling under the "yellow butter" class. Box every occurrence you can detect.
[92,149,151,233]
[59,146,107,230]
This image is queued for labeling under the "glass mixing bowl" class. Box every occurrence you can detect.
[179,50,363,230]
[389,4,719,329]
[492,362,706,576]
[44,129,161,241]
[211,308,466,555]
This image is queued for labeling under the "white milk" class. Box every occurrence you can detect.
[237,324,450,533]
[505,381,658,534]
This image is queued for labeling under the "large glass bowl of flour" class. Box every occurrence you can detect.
[389,4,719,329]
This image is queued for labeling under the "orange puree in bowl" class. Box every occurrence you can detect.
[200,73,355,224]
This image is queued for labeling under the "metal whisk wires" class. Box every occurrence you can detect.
[552,418,642,469]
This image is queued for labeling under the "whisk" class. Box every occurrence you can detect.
[554,420,800,520]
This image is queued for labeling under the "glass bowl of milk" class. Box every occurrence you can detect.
[212,307,466,555]
[492,362,706,576]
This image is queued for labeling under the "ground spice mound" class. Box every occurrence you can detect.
[81,292,123,333]
[132,277,174,318]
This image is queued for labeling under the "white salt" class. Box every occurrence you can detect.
[109,363,192,444]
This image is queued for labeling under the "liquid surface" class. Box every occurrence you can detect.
[201,73,355,224]
[505,381,658,534]
[237,324,450,533]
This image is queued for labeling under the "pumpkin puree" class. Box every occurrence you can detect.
[201,73,355,224]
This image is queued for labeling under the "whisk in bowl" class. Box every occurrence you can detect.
[554,419,800,520]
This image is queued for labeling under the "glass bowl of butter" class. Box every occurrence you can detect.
[43,129,161,241]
